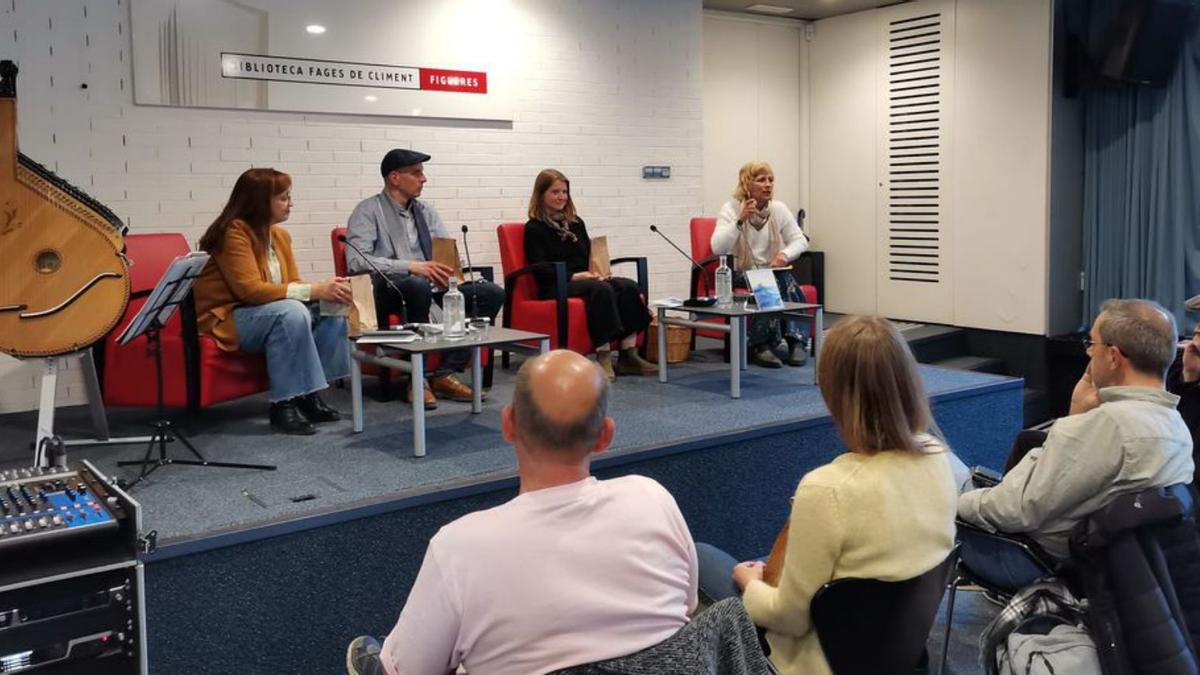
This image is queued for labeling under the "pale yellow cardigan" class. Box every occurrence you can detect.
[742,447,958,675]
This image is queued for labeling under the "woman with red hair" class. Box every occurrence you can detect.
[194,168,352,435]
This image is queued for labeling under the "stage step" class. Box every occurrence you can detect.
[930,355,1007,375]
[1023,388,1050,427]
[903,324,967,364]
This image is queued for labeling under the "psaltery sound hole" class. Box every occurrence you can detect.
[34,249,62,274]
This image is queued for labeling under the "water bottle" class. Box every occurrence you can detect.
[443,277,466,338]
[715,255,733,307]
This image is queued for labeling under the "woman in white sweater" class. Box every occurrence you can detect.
[711,162,810,368]
[695,315,959,675]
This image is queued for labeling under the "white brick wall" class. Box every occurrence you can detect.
[0,0,704,414]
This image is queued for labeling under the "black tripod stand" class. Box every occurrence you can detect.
[114,252,274,488]
[117,319,275,487]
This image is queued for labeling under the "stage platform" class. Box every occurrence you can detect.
[0,346,1021,558]
[0,347,1021,673]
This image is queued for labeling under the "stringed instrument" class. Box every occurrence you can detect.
[0,60,129,357]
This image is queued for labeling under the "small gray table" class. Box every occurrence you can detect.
[349,326,550,457]
[657,301,824,399]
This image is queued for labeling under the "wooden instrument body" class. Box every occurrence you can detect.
[0,98,130,357]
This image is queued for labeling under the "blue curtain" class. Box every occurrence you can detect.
[1081,6,1200,331]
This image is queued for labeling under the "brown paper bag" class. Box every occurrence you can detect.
[589,235,611,277]
[347,274,377,337]
[432,238,465,283]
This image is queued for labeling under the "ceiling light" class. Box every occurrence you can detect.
[745,4,795,14]
[364,95,378,102]
[305,24,326,35]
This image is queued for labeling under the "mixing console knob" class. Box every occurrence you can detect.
[51,514,63,526]
[22,520,32,531]
[37,517,48,529]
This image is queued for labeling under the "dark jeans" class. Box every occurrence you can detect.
[696,542,746,604]
[374,274,505,376]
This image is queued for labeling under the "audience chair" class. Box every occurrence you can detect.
[330,226,497,396]
[939,521,1058,675]
[97,233,270,413]
[811,545,960,675]
[495,222,648,367]
[549,597,777,674]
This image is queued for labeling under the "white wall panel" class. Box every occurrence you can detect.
[808,10,878,315]
[875,0,955,324]
[950,0,1051,334]
[702,14,802,218]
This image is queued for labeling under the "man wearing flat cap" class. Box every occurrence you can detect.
[346,149,505,407]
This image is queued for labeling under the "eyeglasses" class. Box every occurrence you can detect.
[1082,336,1120,355]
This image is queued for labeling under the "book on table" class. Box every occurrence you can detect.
[744,268,784,310]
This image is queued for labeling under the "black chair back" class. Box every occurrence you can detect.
[811,545,960,675]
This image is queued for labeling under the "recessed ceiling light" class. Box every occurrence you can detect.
[305,24,326,35]
[745,4,795,14]
[364,95,378,102]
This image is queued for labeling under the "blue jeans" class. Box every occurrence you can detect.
[739,270,809,350]
[376,274,505,376]
[959,530,1053,594]
[696,542,757,604]
[232,299,351,402]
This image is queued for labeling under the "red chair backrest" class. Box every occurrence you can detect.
[497,223,537,303]
[127,233,192,293]
[690,217,717,262]
[331,227,348,277]
[689,217,719,296]
[103,233,192,405]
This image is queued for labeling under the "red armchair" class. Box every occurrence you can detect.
[98,233,269,413]
[496,223,648,363]
[687,216,824,354]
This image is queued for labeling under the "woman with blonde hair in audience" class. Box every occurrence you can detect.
[695,315,959,675]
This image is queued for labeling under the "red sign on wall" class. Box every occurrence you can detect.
[419,68,488,94]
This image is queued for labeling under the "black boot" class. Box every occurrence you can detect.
[269,400,316,435]
[296,391,341,423]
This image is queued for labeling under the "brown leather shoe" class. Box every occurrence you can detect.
[404,381,438,410]
[429,374,482,403]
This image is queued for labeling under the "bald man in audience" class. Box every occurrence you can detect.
[959,299,1194,587]
[347,350,699,675]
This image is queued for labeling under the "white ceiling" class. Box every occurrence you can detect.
[702,0,906,21]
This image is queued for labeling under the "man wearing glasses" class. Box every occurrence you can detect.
[957,299,1194,589]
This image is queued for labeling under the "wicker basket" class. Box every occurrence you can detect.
[647,319,692,364]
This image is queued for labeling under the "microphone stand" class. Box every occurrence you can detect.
[338,234,408,328]
[648,225,716,308]
[460,225,478,320]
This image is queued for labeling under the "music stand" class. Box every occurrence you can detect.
[115,252,275,487]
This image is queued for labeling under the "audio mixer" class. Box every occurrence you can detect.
[0,466,121,551]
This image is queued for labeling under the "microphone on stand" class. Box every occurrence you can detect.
[648,225,717,308]
[338,234,408,327]
[460,225,478,320]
